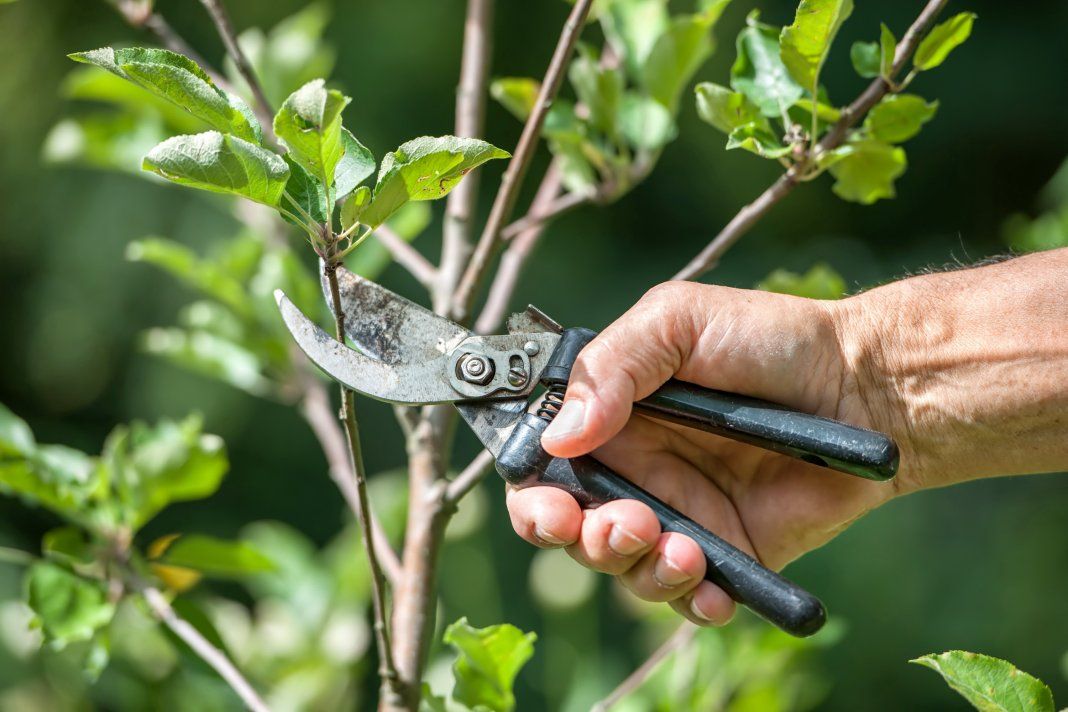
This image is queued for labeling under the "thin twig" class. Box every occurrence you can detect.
[198,0,276,135]
[451,0,594,321]
[437,0,495,312]
[673,0,950,281]
[591,623,698,712]
[374,225,438,288]
[298,371,403,585]
[475,160,566,334]
[323,262,401,698]
[141,585,270,712]
[444,449,495,504]
[500,189,587,241]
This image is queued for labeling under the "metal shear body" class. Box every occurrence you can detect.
[276,267,898,637]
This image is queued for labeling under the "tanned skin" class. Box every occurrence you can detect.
[504,249,1068,625]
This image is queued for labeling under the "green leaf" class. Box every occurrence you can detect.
[0,402,35,457]
[780,0,854,90]
[825,138,906,204]
[333,128,376,200]
[849,41,879,79]
[143,131,290,207]
[695,82,766,134]
[283,157,330,224]
[25,562,115,647]
[863,94,938,143]
[443,617,537,712]
[792,97,841,123]
[599,0,669,80]
[618,93,677,150]
[757,263,847,299]
[152,534,274,578]
[103,415,228,530]
[42,527,96,567]
[273,78,350,186]
[569,45,624,135]
[0,444,100,523]
[642,2,730,110]
[340,185,372,231]
[911,651,1055,712]
[730,12,804,118]
[126,236,252,316]
[878,23,897,78]
[43,112,170,175]
[726,123,791,158]
[361,136,509,228]
[69,47,260,143]
[913,12,976,71]
[490,77,540,122]
[141,328,271,397]
[61,66,204,134]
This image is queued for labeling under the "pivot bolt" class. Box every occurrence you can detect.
[458,353,494,385]
[523,341,541,356]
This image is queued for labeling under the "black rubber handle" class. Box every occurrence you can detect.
[635,381,899,481]
[538,451,826,637]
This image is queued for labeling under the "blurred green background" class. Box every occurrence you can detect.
[0,0,1066,709]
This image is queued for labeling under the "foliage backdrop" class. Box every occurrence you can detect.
[0,0,1066,709]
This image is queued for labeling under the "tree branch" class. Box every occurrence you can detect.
[475,160,566,334]
[140,585,270,712]
[591,623,697,712]
[673,0,949,281]
[298,370,402,586]
[437,0,495,313]
[323,261,402,701]
[499,188,587,241]
[444,449,495,504]
[374,225,438,288]
[198,0,275,134]
[451,0,594,321]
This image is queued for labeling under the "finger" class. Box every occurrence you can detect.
[618,531,706,602]
[670,581,736,627]
[565,499,660,575]
[505,486,582,548]
[542,282,703,458]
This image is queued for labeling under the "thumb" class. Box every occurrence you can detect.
[541,282,701,458]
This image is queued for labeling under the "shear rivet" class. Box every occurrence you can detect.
[523,341,540,356]
[458,353,494,385]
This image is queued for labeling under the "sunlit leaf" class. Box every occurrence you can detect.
[642,1,730,110]
[126,236,252,316]
[618,93,677,150]
[726,123,791,159]
[825,138,906,204]
[361,136,509,228]
[0,402,35,457]
[779,0,854,90]
[863,94,937,143]
[25,562,114,648]
[151,534,274,579]
[599,0,669,80]
[42,112,170,174]
[334,128,376,200]
[283,157,331,224]
[730,12,803,118]
[443,617,537,712]
[142,131,290,207]
[569,45,624,135]
[695,82,766,134]
[141,328,271,397]
[273,79,350,186]
[913,12,976,71]
[757,263,847,299]
[69,47,260,143]
[911,650,1055,712]
[490,77,540,122]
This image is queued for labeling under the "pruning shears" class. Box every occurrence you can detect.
[275,267,898,638]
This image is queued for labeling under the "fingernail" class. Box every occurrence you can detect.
[543,400,586,442]
[653,555,691,588]
[533,525,567,547]
[608,525,647,557]
[690,597,714,622]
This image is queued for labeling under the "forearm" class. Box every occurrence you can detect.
[836,249,1068,492]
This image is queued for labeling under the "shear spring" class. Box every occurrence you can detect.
[536,383,566,422]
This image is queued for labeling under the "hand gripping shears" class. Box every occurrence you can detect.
[275,267,898,637]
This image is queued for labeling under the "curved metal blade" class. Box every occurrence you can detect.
[276,290,462,405]
[323,265,470,363]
